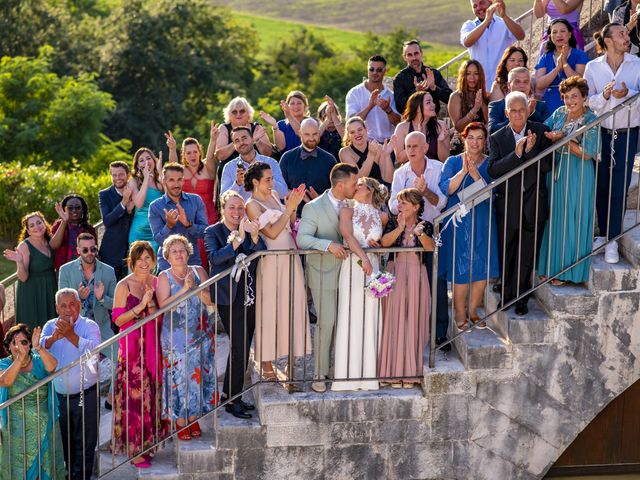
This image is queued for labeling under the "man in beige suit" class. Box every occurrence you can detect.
[297,163,359,392]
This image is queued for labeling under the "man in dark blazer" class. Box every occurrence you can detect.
[98,161,133,280]
[488,91,552,316]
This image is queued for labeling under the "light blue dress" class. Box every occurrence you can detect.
[538,107,599,283]
[128,186,163,253]
[161,268,217,421]
[439,155,499,284]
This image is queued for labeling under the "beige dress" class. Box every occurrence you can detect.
[254,193,311,362]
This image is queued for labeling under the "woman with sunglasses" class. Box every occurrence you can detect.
[0,323,65,480]
[3,212,57,330]
[49,194,97,272]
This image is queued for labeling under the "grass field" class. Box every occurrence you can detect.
[0,257,14,280]
[218,0,532,46]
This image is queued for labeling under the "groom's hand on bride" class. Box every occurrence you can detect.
[327,242,348,260]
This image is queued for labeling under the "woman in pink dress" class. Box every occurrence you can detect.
[166,124,220,270]
[379,188,434,387]
[244,162,311,382]
[111,241,165,468]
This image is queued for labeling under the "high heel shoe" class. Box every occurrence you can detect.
[177,426,192,441]
[189,421,202,437]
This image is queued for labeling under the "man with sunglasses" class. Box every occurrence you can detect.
[345,55,401,143]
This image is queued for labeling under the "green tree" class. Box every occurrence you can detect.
[354,27,421,74]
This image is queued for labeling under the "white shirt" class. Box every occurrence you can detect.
[327,190,342,216]
[389,157,447,223]
[460,17,516,89]
[345,82,399,141]
[584,53,640,130]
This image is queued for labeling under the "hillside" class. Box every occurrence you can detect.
[217,0,532,46]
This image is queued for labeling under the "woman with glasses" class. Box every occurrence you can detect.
[3,212,57,330]
[49,194,97,272]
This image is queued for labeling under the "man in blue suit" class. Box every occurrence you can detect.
[488,67,550,135]
[98,161,133,280]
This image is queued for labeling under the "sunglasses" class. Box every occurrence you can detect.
[80,246,98,254]
[14,339,29,346]
[231,109,247,116]
[368,67,384,73]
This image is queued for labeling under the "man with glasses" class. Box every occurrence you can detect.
[393,40,452,114]
[58,232,117,407]
[345,55,401,143]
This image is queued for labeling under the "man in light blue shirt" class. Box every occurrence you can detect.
[149,162,209,270]
[41,288,101,480]
[220,126,288,201]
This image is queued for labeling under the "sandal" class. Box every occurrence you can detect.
[177,426,191,441]
[262,369,277,381]
[455,318,468,331]
[189,421,202,437]
[550,279,566,286]
[470,316,487,329]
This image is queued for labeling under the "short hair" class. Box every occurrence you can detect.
[342,116,367,147]
[223,97,255,123]
[368,55,386,65]
[3,323,33,353]
[244,161,272,192]
[109,161,130,174]
[559,75,589,98]
[127,240,156,270]
[18,211,51,243]
[163,162,184,175]
[77,232,96,243]
[461,121,488,140]
[300,117,319,130]
[219,190,244,209]
[405,131,427,146]
[402,39,422,50]
[544,18,577,53]
[162,234,193,260]
[330,163,359,187]
[594,22,623,54]
[396,188,425,220]
[507,66,531,84]
[231,126,252,138]
[56,288,80,304]
[505,91,529,109]
[181,138,204,174]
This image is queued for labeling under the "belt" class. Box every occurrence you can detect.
[601,126,639,136]
[57,383,97,399]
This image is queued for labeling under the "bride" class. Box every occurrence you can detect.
[332,177,389,391]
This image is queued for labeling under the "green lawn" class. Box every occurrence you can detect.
[0,257,15,281]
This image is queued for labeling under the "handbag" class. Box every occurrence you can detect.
[456,175,491,206]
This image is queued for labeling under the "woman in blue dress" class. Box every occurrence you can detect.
[538,76,599,285]
[439,122,499,330]
[128,147,164,256]
[156,234,216,441]
[535,18,589,114]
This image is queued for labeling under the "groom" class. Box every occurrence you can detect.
[297,163,359,393]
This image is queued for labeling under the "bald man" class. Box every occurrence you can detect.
[280,118,338,215]
[388,131,450,348]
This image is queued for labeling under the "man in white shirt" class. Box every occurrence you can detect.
[460,0,525,89]
[345,55,401,143]
[389,131,450,348]
[584,22,640,264]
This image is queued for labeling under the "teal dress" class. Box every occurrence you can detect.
[128,186,163,254]
[538,107,599,283]
[0,355,65,480]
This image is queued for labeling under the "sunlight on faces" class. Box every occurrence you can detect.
[471,0,491,19]
[550,22,571,48]
[163,169,184,200]
[505,97,529,132]
[506,51,525,71]
[165,237,192,266]
[354,179,373,204]
[9,332,30,356]
[605,25,631,53]
[232,129,254,156]
[509,71,532,95]
[402,43,423,69]
[300,120,320,150]
[465,63,480,90]
[347,120,367,146]
[253,168,274,195]
[26,214,47,237]
[287,96,307,117]
[463,128,486,154]
[222,195,245,229]
[77,237,97,265]
[367,61,386,82]
[405,132,428,163]
[56,292,81,323]
[132,250,155,276]
[183,143,201,167]
[65,198,83,223]
[422,93,437,118]
[397,197,420,220]
[136,151,154,173]
[562,87,586,114]
[110,166,129,189]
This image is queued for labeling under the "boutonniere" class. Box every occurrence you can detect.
[227,230,242,244]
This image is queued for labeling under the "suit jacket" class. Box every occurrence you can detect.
[487,121,553,227]
[203,222,265,306]
[58,258,117,340]
[488,98,550,135]
[296,191,343,291]
[98,185,132,264]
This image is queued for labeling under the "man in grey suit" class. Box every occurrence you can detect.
[297,163,359,393]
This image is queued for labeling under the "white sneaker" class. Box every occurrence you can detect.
[593,236,607,251]
[604,240,619,264]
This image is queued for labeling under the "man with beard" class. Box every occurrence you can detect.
[149,163,209,271]
[220,126,288,201]
[393,40,452,114]
[345,55,401,142]
[280,118,338,216]
[98,161,133,280]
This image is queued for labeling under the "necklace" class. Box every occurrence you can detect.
[171,268,189,280]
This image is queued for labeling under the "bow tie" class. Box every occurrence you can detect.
[300,148,318,160]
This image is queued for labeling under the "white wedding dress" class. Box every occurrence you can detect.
[331,202,383,391]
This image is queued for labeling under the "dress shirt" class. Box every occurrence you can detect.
[327,190,343,216]
[511,125,526,143]
[220,153,288,201]
[345,82,398,141]
[488,98,550,135]
[389,157,447,223]
[393,65,453,114]
[584,53,640,129]
[460,16,517,89]
[148,191,209,270]
[40,315,101,394]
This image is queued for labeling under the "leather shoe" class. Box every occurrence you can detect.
[311,381,327,393]
[436,336,451,352]
[225,403,252,419]
[238,399,255,411]
[514,303,528,316]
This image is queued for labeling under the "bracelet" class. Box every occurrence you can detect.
[32,347,42,353]
[562,63,569,69]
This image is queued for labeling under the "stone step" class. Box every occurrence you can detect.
[588,253,639,294]
[620,210,640,267]
[452,320,512,370]
[534,280,598,317]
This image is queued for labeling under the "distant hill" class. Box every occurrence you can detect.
[215,0,532,46]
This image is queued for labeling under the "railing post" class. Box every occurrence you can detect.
[429,223,441,369]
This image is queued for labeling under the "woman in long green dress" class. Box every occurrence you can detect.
[538,76,599,284]
[0,324,65,480]
[3,212,57,330]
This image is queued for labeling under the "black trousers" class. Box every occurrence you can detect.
[218,298,256,401]
[57,384,98,480]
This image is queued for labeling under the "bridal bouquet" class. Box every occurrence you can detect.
[365,271,396,299]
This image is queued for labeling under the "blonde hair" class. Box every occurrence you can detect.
[219,190,244,209]
[359,177,388,209]
[223,97,255,123]
[342,116,367,147]
[162,234,193,260]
